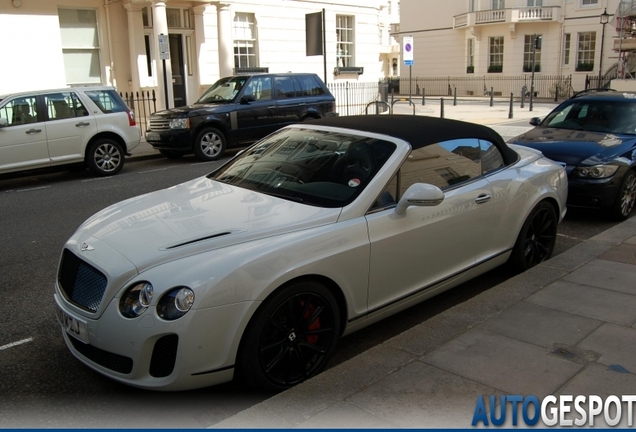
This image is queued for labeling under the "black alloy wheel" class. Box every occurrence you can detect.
[237,281,341,391]
[509,201,558,272]
[610,170,636,221]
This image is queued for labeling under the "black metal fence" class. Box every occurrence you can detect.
[384,75,575,100]
[119,90,157,135]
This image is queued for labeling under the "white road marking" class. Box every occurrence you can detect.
[81,177,114,183]
[0,338,33,351]
[139,167,169,173]
[16,186,51,193]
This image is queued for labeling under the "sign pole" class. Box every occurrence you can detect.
[403,36,414,101]
[158,33,171,109]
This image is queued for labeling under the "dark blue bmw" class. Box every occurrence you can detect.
[510,90,636,220]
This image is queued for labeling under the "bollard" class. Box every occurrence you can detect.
[453,87,457,106]
[529,84,534,112]
[521,88,525,109]
[554,85,559,102]
[489,87,494,107]
[509,93,514,119]
[391,88,394,106]
[422,88,426,106]
[440,98,445,118]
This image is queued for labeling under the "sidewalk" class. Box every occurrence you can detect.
[209,99,636,428]
[214,218,636,428]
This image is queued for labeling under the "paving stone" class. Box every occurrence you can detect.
[297,401,397,428]
[590,221,636,246]
[422,329,582,396]
[543,240,612,272]
[599,243,636,266]
[577,323,636,373]
[563,259,636,295]
[526,280,636,326]
[210,404,293,429]
[478,301,602,348]
[345,361,502,428]
[625,235,636,245]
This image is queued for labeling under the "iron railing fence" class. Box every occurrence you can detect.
[327,81,385,116]
[119,90,157,136]
[384,75,575,100]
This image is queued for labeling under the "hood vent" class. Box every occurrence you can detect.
[163,230,243,250]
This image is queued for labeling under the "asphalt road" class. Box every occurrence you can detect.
[0,155,625,428]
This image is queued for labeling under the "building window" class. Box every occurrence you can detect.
[576,31,596,71]
[336,15,355,67]
[581,0,598,5]
[58,9,102,85]
[488,36,504,72]
[527,0,543,6]
[144,35,153,77]
[142,7,152,27]
[563,33,571,65]
[492,0,505,10]
[523,35,541,72]
[469,0,476,12]
[166,8,192,29]
[233,12,258,69]
[467,39,474,73]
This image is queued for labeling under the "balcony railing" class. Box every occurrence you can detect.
[454,7,559,29]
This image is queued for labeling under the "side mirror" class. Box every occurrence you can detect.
[529,117,542,126]
[240,95,255,104]
[0,117,8,128]
[395,183,445,216]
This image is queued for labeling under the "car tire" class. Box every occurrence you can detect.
[193,127,226,161]
[159,150,184,159]
[236,280,341,391]
[86,138,125,176]
[508,201,557,272]
[609,170,636,221]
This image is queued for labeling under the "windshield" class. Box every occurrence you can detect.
[208,128,397,208]
[197,77,248,103]
[542,100,636,135]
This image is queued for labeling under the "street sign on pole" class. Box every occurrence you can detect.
[158,34,170,60]
[403,36,414,66]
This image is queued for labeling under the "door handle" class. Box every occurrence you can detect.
[475,194,491,204]
[25,128,42,134]
[76,122,91,127]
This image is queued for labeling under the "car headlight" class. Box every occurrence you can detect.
[169,118,190,129]
[157,287,195,321]
[120,282,154,318]
[573,165,619,179]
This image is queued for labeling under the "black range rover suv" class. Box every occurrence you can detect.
[145,73,336,161]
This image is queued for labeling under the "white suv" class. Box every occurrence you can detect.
[0,86,140,176]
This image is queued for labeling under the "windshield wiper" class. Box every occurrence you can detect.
[262,191,305,203]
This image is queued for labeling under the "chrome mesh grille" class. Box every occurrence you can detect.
[58,249,107,313]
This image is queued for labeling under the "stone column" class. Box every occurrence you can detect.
[192,5,208,94]
[123,1,145,93]
[213,2,234,77]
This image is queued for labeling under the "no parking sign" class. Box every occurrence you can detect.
[403,36,413,66]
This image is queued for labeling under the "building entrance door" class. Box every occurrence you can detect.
[169,34,186,107]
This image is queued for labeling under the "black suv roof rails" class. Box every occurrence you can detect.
[570,88,616,99]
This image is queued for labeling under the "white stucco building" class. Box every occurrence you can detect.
[397,0,630,92]
[0,0,400,109]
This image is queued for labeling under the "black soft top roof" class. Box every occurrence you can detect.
[306,115,518,165]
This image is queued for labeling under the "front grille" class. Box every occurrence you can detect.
[70,336,133,374]
[149,335,179,378]
[58,249,107,313]
[149,117,171,131]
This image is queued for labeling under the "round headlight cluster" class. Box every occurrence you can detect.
[169,118,190,130]
[157,287,195,321]
[120,282,154,318]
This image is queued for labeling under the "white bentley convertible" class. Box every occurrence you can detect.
[54,115,567,391]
